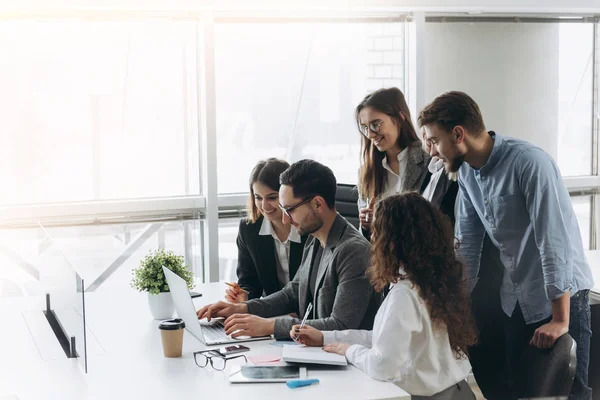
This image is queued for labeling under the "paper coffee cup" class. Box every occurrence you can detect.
[159,318,185,358]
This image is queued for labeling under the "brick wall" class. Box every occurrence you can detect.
[366,22,405,93]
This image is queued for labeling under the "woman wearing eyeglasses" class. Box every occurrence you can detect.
[225,158,308,303]
[356,88,458,239]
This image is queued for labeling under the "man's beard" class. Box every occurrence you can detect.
[297,214,323,236]
[445,154,465,181]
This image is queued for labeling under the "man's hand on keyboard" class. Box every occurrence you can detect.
[224,314,275,338]
[196,301,249,321]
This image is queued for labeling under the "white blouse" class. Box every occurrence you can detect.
[357,148,410,211]
[380,147,410,197]
[322,279,472,396]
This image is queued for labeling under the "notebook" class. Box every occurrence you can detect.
[282,344,348,366]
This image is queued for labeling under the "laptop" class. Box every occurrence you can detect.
[162,266,271,346]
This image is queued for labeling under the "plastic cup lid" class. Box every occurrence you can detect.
[158,318,186,330]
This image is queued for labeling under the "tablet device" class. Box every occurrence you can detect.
[229,365,307,383]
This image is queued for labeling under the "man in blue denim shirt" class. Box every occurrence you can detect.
[419,91,594,400]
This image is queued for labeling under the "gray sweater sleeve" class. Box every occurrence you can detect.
[245,241,314,340]
[245,279,299,319]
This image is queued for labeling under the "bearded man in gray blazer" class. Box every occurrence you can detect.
[197,160,380,339]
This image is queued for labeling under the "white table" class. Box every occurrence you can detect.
[0,282,410,400]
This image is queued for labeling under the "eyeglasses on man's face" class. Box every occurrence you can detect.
[278,196,315,220]
[359,120,383,137]
[193,350,247,371]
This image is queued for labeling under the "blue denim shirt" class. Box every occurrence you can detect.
[456,132,594,323]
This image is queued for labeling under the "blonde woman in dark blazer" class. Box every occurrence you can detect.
[355,88,458,240]
[226,158,307,303]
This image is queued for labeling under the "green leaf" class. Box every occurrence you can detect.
[130,248,195,293]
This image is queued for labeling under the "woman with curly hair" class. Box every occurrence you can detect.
[290,192,478,399]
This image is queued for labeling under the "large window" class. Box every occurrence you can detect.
[1,15,600,294]
[0,21,201,206]
[215,21,406,192]
[557,24,594,177]
[423,21,594,177]
[218,218,242,282]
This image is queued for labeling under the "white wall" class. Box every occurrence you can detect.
[424,22,560,159]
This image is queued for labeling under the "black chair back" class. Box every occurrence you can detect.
[335,184,359,229]
[516,333,577,399]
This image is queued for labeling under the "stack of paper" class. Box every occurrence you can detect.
[282,344,348,366]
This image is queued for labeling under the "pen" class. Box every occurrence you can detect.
[294,302,313,342]
[225,282,248,293]
[365,198,370,223]
[300,303,313,330]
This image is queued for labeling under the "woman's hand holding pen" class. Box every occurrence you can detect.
[359,198,376,230]
[289,324,324,347]
[225,282,249,303]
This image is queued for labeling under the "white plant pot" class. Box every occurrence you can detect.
[147,292,175,320]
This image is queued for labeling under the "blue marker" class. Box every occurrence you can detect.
[286,379,320,389]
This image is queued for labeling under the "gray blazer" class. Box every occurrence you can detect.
[358,142,428,209]
[246,213,380,339]
[400,141,431,193]
[358,142,458,227]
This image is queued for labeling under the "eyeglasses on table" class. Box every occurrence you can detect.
[193,350,248,371]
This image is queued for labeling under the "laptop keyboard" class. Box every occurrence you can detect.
[203,320,230,342]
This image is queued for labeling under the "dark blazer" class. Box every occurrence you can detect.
[419,167,459,225]
[236,216,308,300]
[246,214,380,339]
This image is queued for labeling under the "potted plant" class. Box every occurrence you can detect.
[131,249,194,320]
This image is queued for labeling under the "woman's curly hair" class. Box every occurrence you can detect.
[367,192,478,359]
